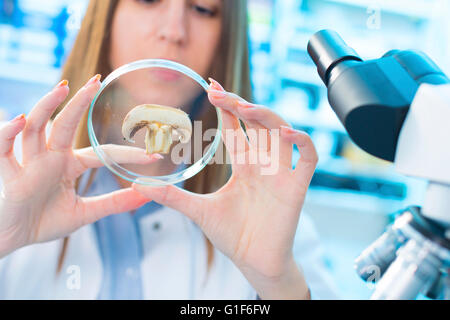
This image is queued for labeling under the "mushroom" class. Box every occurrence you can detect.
[122,104,192,155]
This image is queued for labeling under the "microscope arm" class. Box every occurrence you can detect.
[395,83,450,226]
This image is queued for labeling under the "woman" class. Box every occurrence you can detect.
[0,0,339,299]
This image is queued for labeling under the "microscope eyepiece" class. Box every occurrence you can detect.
[307,29,362,85]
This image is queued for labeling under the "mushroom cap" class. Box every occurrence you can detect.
[122,104,192,143]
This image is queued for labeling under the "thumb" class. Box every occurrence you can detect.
[132,183,206,225]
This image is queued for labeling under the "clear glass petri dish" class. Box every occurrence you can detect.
[87,59,222,186]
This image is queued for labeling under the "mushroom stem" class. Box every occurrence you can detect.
[143,124,175,155]
[144,126,151,155]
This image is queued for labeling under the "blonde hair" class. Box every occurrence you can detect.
[54,0,252,275]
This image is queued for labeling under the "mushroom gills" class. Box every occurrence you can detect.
[144,123,174,154]
[121,104,192,155]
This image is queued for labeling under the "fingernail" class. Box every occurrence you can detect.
[151,154,164,160]
[208,90,227,99]
[86,74,102,87]
[237,101,255,109]
[208,77,224,91]
[280,125,297,134]
[12,114,26,122]
[56,80,69,89]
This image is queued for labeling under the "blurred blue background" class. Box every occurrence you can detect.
[1,0,449,299]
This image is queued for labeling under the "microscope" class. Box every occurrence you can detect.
[307,30,450,300]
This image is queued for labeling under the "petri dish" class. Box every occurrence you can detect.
[87,59,222,186]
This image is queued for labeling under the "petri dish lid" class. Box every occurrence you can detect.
[88,59,222,187]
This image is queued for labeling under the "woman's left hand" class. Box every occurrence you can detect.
[132,79,318,299]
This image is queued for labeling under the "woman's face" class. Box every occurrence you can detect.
[109,0,223,108]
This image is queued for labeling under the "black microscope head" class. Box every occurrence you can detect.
[307,29,449,162]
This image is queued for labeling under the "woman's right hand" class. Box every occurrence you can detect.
[0,75,161,258]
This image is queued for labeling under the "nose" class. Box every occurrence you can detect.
[157,2,188,45]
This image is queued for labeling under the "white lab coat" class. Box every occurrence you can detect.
[0,123,340,300]
[0,206,340,299]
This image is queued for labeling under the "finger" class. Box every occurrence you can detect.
[208,77,247,121]
[242,116,271,151]
[208,78,249,156]
[0,115,26,181]
[132,183,207,226]
[208,78,276,133]
[48,75,101,151]
[208,77,225,91]
[237,101,293,165]
[208,90,244,119]
[209,79,288,157]
[208,86,269,153]
[77,188,151,225]
[219,109,249,156]
[236,101,289,131]
[72,144,164,179]
[209,85,270,151]
[21,81,69,162]
[281,126,318,187]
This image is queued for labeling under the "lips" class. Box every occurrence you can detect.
[149,56,184,82]
[150,68,182,82]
